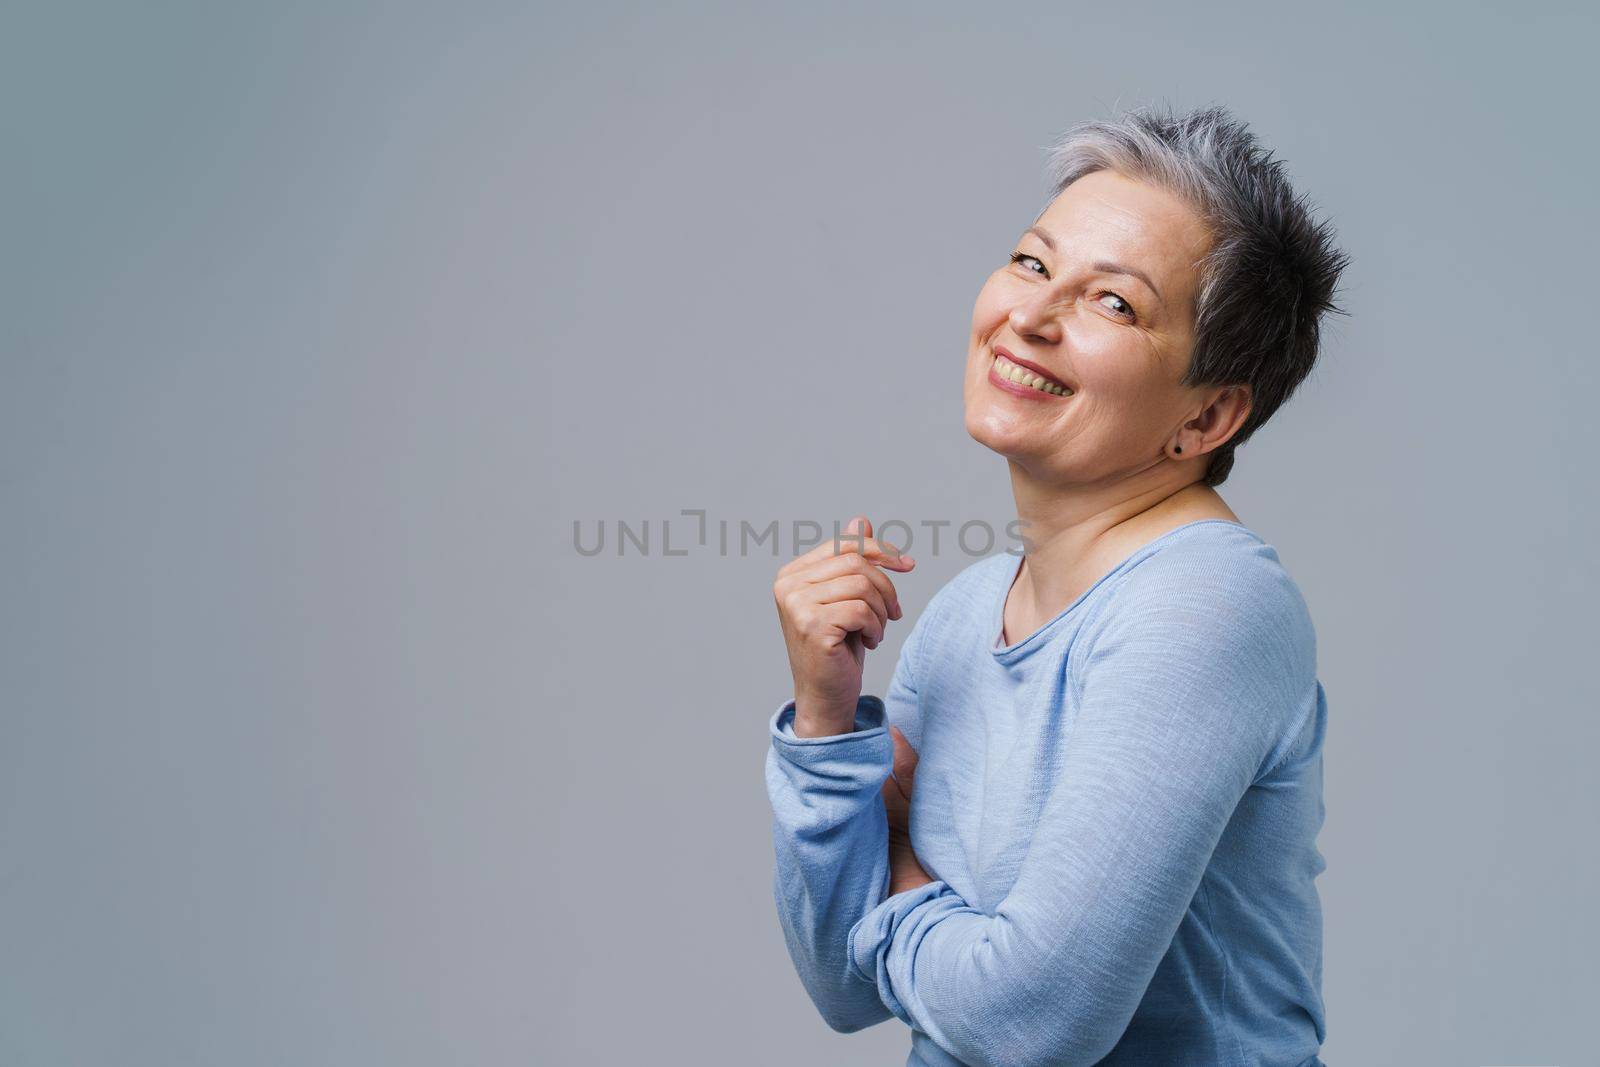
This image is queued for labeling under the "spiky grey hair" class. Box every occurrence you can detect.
[1043,103,1351,486]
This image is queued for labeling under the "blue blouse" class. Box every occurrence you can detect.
[765,519,1328,1066]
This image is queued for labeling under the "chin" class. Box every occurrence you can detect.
[964,407,1030,460]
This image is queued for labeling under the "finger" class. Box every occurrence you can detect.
[778,533,845,578]
[780,521,916,576]
[795,553,902,619]
[826,533,915,571]
[780,537,909,578]
[818,600,885,651]
[780,516,875,576]
[807,574,889,632]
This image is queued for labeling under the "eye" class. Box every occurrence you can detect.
[1097,291,1136,320]
[1008,250,1046,276]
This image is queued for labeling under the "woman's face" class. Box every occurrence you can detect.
[964,168,1219,483]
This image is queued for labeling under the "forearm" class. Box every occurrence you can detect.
[849,885,1122,1067]
[765,697,896,1032]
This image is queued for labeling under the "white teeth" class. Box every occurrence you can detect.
[993,355,1071,396]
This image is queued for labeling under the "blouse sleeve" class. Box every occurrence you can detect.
[763,607,930,1033]
[845,548,1317,1067]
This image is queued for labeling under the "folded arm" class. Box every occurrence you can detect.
[764,696,894,1032]
[765,614,929,1033]
[847,556,1315,1066]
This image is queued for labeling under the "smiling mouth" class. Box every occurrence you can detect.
[991,352,1074,396]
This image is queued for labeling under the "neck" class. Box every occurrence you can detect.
[1005,459,1223,634]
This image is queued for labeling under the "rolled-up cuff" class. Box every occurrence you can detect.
[770,696,888,752]
[767,696,893,805]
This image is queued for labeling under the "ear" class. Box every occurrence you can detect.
[1190,384,1252,454]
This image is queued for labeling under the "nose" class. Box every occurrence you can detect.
[1008,289,1064,344]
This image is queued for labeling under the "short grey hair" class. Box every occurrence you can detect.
[1043,103,1351,487]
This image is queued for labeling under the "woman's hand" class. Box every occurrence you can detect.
[773,515,915,738]
[884,724,934,895]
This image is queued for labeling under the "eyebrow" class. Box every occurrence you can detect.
[1025,225,1165,305]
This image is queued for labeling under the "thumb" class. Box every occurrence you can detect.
[889,725,920,782]
[844,514,872,539]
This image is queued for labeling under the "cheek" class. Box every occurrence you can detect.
[961,354,988,410]
[1072,336,1160,397]
[1075,366,1183,440]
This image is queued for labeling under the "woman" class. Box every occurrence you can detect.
[765,104,1347,1067]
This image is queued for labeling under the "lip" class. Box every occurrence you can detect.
[989,345,1074,400]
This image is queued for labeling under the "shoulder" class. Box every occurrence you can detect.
[1085,523,1317,682]
[1079,523,1321,782]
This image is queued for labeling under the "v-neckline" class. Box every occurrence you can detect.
[990,518,1250,658]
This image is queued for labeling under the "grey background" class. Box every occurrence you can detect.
[5,2,1596,1065]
